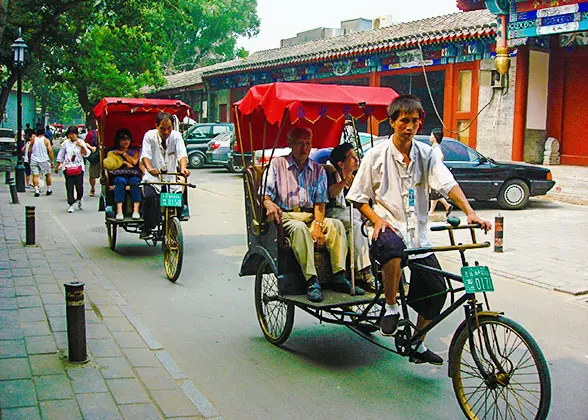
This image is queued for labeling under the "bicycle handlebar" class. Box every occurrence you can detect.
[430,223,482,232]
[140,181,196,188]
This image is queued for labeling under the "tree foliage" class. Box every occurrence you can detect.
[1,0,260,124]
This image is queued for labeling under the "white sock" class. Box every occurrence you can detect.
[34,186,39,193]
[47,187,52,192]
[384,303,400,316]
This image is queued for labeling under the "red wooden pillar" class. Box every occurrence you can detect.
[443,63,455,137]
[369,71,381,136]
[512,46,529,161]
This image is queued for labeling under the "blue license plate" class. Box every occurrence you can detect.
[461,265,494,293]
[160,193,182,207]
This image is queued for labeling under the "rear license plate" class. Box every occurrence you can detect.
[461,265,494,293]
[160,193,182,207]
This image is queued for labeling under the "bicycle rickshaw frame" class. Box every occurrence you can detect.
[92,98,195,282]
[236,82,551,419]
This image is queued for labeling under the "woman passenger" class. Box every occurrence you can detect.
[109,128,143,220]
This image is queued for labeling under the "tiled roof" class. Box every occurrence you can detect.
[150,59,243,92]
[203,9,496,78]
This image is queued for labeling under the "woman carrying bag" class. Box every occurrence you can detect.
[55,126,90,213]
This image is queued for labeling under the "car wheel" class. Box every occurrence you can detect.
[497,179,529,210]
[227,159,244,173]
[189,152,205,169]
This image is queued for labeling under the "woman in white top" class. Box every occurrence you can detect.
[22,131,34,188]
[56,126,90,213]
[428,129,453,216]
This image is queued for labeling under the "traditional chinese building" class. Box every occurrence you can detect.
[458,0,588,165]
[150,7,585,164]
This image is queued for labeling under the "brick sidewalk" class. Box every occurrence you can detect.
[0,187,221,419]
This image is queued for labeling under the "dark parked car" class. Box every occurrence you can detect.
[205,132,232,169]
[0,128,16,173]
[313,134,555,210]
[184,122,234,168]
[414,135,555,210]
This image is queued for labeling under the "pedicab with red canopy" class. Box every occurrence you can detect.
[236,83,551,419]
[93,97,196,282]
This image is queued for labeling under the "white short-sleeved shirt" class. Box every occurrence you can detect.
[346,138,457,254]
[140,129,187,193]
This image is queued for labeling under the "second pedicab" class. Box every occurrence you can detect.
[236,82,551,419]
[93,98,196,282]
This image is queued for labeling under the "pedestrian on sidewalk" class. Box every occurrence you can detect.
[84,127,99,197]
[428,128,453,217]
[55,126,90,213]
[30,127,55,197]
[22,130,34,189]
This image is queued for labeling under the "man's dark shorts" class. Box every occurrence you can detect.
[369,228,447,320]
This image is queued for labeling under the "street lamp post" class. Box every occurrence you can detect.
[11,29,28,193]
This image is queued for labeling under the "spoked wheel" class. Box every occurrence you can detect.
[164,217,184,282]
[106,221,117,251]
[348,301,384,335]
[450,315,551,420]
[254,260,294,346]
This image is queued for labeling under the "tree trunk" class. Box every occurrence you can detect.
[77,86,95,128]
[0,73,17,118]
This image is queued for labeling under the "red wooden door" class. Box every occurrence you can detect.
[562,56,588,159]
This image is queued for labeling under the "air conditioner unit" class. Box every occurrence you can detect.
[373,15,394,29]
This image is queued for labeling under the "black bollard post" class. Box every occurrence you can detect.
[5,171,10,184]
[9,177,19,204]
[64,281,88,363]
[25,206,35,245]
[494,215,504,253]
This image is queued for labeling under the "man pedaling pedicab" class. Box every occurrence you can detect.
[346,94,492,365]
[139,112,191,239]
[262,127,365,303]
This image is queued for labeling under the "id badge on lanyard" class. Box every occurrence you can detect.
[408,188,415,208]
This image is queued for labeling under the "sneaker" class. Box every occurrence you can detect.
[67,205,75,213]
[409,349,444,365]
[45,190,52,196]
[77,199,84,210]
[26,184,34,190]
[306,276,323,303]
[89,190,95,197]
[115,213,124,221]
[131,212,141,220]
[380,313,400,336]
[34,192,40,197]
[331,271,365,295]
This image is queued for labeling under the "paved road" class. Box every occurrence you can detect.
[20,167,588,419]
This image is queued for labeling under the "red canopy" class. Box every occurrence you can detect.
[93,98,193,148]
[234,82,398,152]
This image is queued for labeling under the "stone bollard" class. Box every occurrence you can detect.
[64,282,88,363]
[25,206,35,245]
[9,176,19,204]
[543,137,560,165]
[494,215,504,253]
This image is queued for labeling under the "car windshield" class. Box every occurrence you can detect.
[441,140,479,162]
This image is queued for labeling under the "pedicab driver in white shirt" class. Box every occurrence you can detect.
[140,112,190,238]
[346,94,492,365]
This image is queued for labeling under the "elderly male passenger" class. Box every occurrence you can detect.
[346,94,491,365]
[262,127,365,303]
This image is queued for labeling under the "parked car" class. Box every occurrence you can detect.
[311,134,555,210]
[0,128,16,173]
[205,132,232,168]
[310,132,385,163]
[185,122,234,169]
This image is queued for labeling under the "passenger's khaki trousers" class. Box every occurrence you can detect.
[282,211,347,281]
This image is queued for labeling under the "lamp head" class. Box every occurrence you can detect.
[10,29,28,67]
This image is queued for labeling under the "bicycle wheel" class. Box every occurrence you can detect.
[449,315,551,420]
[255,260,294,346]
[106,221,117,251]
[164,217,183,282]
